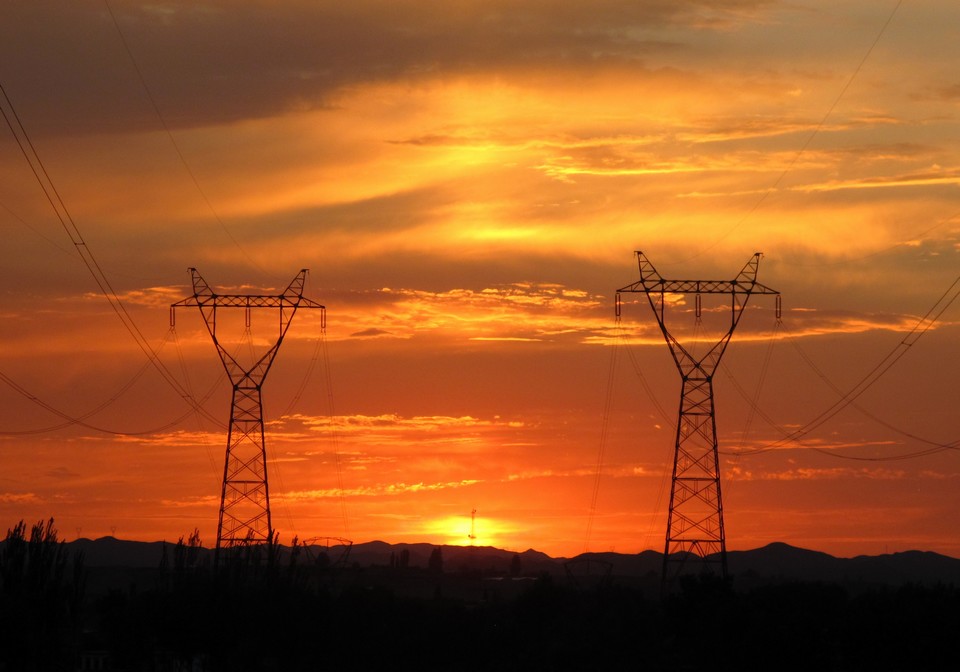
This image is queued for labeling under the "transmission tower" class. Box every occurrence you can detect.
[171,268,325,562]
[616,252,779,586]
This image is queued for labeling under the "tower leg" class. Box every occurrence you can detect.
[216,383,271,562]
[663,375,727,585]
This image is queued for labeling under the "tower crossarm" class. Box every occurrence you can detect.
[170,268,326,385]
[634,278,780,295]
[171,268,325,312]
[176,295,325,309]
[616,252,780,297]
[615,251,781,330]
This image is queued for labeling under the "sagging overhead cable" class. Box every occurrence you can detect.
[0,79,219,426]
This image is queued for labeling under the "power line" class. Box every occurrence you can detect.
[620,326,674,428]
[320,333,351,540]
[0,328,235,436]
[2,329,168,435]
[782,208,960,268]
[721,319,780,501]
[171,323,226,495]
[721,269,960,459]
[0,198,75,257]
[0,79,220,427]
[679,0,904,262]
[0,369,206,437]
[583,337,619,553]
[771,272,959,450]
[102,0,271,280]
[616,327,675,551]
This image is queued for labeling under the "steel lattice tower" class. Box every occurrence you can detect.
[171,268,325,561]
[617,252,779,585]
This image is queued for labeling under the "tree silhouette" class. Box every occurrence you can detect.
[510,553,522,577]
[0,518,85,671]
[428,546,444,573]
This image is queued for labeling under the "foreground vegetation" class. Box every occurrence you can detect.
[2,521,957,671]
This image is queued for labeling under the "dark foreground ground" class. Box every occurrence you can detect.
[2,526,959,671]
[3,561,960,671]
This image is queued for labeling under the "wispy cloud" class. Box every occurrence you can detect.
[350,327,395,338]
[320,283,608,344]
[159,495,219,509]
[285,413,525,433]
[727,465,908,481]
[793,167,960,194]
[0,492,41,504]
[277,478,481,501]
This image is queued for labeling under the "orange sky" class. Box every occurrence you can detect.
[1,0,959,559]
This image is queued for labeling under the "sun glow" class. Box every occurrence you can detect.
[423,513,505,549]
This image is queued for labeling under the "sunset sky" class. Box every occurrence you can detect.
[2,0,959,559]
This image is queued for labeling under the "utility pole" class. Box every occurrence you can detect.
[617,252,779,587]
[171,269,324,563]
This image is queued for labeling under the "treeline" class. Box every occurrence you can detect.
[0,519,86,671]
[2,520,959,671]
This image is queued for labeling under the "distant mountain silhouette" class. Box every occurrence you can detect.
[726,542,960,586]
[71,536,173,567]
[727,541,843,580]
[343,541,557,575]
[22,537,958,586]
[562,549,662,577]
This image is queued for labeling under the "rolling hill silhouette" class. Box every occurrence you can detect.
[56,536,960,586]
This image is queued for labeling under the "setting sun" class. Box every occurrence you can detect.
[421,512,506,549]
